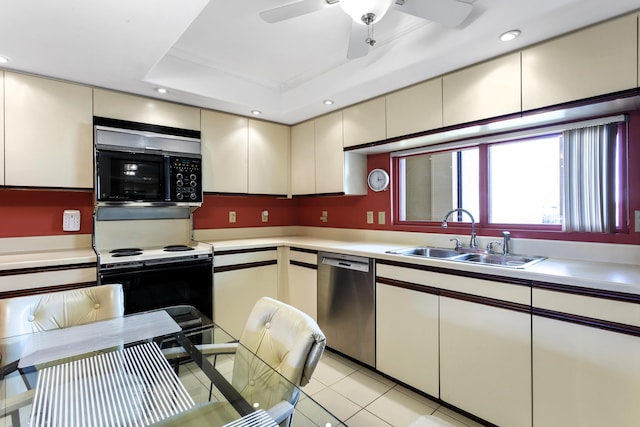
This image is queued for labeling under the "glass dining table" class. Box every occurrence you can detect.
[0,308,345,427]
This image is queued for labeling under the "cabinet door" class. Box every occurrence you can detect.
[93,88,201,130]
[533,316,640,427]
[0,71,4,186]
[443,53,521,126]
[376,283,439,397]
[5,73,93,188]
[440,297,531,427]
[343,97,386,148]
[315,111,345,194]
[386,78,443,138]
[291,120,316,195]
[201,109,249,193]
[286,264,317,320]
[248,120,290,195]
[213,265,278,338]
[522,14,637,111]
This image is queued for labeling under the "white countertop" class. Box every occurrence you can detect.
[209,236,640,296]
[1,236,639,297]
[0,248,97,272]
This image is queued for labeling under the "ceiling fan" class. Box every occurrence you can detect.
[260,0,473,59]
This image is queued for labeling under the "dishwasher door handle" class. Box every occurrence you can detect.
[321,256,370,272]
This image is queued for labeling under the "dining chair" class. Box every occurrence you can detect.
[163,296,326,427]
[0,284,124,426]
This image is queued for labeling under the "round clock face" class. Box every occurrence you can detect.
[367,168,389,192]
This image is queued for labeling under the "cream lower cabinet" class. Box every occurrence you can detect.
[532,288,640,427]
[284,248,317,320]
[4,72,93,188]
[213,249,278,338]
[375,280,439,397]
[440,296,532,427]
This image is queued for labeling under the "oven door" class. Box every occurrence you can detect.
[96,149,168,203]
[99,259,213,320]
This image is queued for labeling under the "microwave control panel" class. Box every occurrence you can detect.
[169,157,203,202]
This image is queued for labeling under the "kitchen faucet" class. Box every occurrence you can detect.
[442,208,478,249]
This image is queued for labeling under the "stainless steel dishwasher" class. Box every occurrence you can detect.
[317,251,375,367]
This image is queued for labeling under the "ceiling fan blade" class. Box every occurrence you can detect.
[346,22,370,59]
[397,0,472,27]
[260,0,334,23]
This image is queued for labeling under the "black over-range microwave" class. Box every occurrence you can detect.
[94,117,203,206]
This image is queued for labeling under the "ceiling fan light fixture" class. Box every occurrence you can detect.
[340,0,393,25]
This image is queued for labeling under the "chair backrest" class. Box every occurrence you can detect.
[0,284,125,338]
[232,297,326,409]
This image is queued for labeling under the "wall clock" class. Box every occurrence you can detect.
[367,168,389,192]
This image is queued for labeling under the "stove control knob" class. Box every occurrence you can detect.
[190,193,197,200]
[176,180,184,187]
[190,173,197,181]
[190,180,197,187]
[176,193,184,200]
[176,173,184,180]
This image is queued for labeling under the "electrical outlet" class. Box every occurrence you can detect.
[635,210,640,232]
[229,211,236,223]
[378,211,386,225]
[261,210,269,222]
[366,211,374,224]
[62,210,81,232]
[320,211,328,222]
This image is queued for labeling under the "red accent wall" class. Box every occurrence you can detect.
[193,194,297,229]
[0,189,94,237]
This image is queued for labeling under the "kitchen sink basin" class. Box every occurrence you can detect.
[387,246,462,259]
[455,253,546,268]
[386,246,546,269]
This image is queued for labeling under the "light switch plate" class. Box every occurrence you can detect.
[635,210,640,232]
[261,210,269,222]
[63,210,81,232]
[378,211,386,225]
[229,211,236,223]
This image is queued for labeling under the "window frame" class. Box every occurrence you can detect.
[391,121,629,241]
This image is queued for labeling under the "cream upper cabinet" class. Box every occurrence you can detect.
[201,109,249,193]
[4,72,93,188]
[248,119,290,195]
[0,71,4,186]
[343,97,386,148]
[386,78,443,138]
[522,14,638,111]
[291,120,316,195]
[93,88,201,131]
[443,52,521,126]
[315,111,348,194]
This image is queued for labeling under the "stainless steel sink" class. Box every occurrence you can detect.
[386,246,546,269]
[387,246,462,259]
[455,253,546,268]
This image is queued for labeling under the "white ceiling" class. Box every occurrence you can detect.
[0,1,638,125]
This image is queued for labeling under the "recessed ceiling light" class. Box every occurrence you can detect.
[0,56,9,63]
[499,30,521,42]
[323,100,335,105]
[251,110,262,115]
[156,87,168,94]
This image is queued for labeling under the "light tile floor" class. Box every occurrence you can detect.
[3,350,485,427]
[299,350,486,427]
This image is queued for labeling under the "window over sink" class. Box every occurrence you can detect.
[394,117,627,236]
